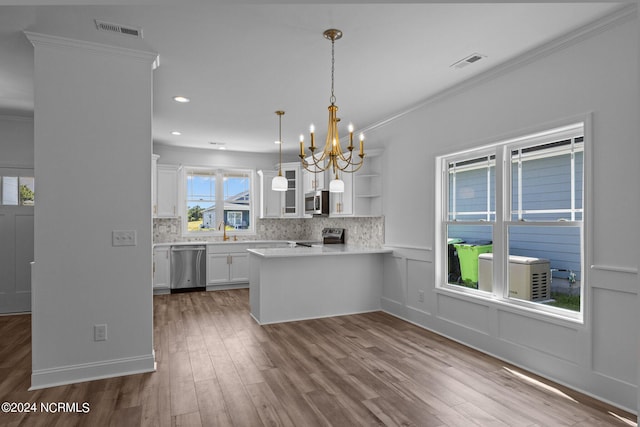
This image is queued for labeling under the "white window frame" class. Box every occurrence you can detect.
[182,166,256,237]
[436,117,590,323]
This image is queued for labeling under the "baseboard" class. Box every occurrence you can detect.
[30,353,156,390]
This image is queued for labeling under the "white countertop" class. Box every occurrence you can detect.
[153,240,295,248]
[247,244,392,258]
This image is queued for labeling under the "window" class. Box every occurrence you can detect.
[1,176,35,206]
[438,122,586,320]
[184,167,254,235]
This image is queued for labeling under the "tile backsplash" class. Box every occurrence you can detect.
[153,216,384,247]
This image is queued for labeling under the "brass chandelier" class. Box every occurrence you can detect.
[299,29,365,193]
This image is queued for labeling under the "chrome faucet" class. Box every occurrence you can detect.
[218,221,230,241]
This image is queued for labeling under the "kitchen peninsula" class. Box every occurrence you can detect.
[248,244,392,324]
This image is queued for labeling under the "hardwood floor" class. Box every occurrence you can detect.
[0,289,635,426]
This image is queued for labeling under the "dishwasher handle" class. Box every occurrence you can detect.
[171,246,206,252]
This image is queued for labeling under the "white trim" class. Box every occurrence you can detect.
[0,115,33,122]
[30,353,156,391]
[591,264,638,275]
[24,31,158,65]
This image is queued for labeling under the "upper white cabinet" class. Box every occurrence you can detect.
[258,169,282,218]
[302,157,326,193]
[353,151,383,216]
[258,162,302,218]
[156,164,179,218]
[281,163,300,217]
[330,171,354,216]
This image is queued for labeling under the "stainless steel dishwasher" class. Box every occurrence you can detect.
[170,245,206,291]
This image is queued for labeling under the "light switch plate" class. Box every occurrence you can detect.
[94,324,107,341]
[112,230,137,247]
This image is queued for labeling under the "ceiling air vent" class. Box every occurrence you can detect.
[450,53,486,70]
[95,20,143,39]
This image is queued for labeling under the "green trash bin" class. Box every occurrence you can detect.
[447,238,464,283]
[453,240,492,285]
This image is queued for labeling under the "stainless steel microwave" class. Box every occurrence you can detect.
[305,190,329,216]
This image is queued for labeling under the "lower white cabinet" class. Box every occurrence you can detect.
[153,246,170,294]
[207,244,250,287]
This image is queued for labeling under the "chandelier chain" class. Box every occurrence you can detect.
[330,38,336,105]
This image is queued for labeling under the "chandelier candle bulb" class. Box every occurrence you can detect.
[359,133,364,156]
[348,123,354,149]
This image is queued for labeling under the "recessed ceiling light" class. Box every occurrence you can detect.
[171,131,182,136]
[173,96,190,103]
[274,140,282,144]
[219,146,226,150]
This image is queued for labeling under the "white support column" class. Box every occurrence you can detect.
[26,32,157,389]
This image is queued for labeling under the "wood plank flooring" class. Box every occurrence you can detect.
[0,289,635,426]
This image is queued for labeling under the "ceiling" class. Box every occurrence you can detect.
[0,2,627,154]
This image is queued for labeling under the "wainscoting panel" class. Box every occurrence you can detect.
[591,287,637,385]
[382,254,405,306]
[436,293,491,335]
[497,310,578,363]
[406,258,432,315]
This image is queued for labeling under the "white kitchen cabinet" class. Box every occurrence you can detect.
[280,163,300,217]
[207,244,250,288]
[258,163,302,218]
[156,164,179,218]
[258,169,282,218]
[152,154,159,216]
[153,246,170,294]
[302,159,326,193]
[330,171,354,216]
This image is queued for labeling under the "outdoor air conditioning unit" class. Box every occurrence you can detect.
[478,253,551,301]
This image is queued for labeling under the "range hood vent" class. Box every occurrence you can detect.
[451,53,486,69]
[95,20,143,38]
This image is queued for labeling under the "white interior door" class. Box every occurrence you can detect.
[0,167,34,313]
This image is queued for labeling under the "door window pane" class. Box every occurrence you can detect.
[19,177,35,206]
[2,176,18,205]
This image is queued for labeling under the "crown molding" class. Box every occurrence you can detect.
[24,31,159,66]
[361,3,637,135]
[0,115,33,122]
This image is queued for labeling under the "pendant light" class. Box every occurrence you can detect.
[299,29,365,193]
[272,110,288,192]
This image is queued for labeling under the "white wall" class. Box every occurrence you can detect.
[28,32,157,388]
[374,10,638,412]
[0,115,33,168]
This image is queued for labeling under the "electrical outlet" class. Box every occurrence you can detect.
[418,290,424,302]
[112,230,137,247]
[94,324,107,341]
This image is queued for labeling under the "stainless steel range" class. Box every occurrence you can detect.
[295,228,345,247]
